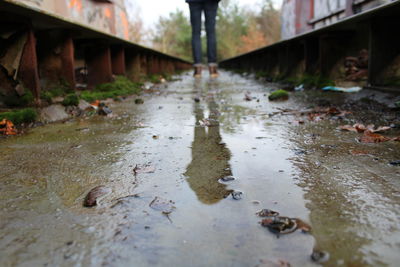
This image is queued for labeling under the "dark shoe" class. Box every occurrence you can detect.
[193,66,202,78]
[209,65,219,78]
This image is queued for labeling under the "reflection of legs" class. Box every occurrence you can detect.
[189,3,203,65]
[204,2,218,64]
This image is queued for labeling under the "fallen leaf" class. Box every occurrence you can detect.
[0,119,17,135]
[257,259,291,267]
[149,197,175,214]
[339,125,358,132]
[359,131,391,143]
[350,150,370,156]
[133,164,156,174]
[294,218,312,233]
[373,126,391,133]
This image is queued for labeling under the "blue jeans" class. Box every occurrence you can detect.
[189,2,219,65]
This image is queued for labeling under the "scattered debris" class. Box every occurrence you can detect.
[83,186,112,207]
[133,164,156,175]
[349,150,370,156]
[149,197,175,218]
[256,209,279,217]
[98,103,112,116]
[219,176,235,182]
[257,259,291,267]
[135,99,144,104]
[198,118,219,127]
[344,49,368,81]
[311,249,330,263]
[244,92,252,101]
[268,90,289,101]
[294,84,304,91]
[359,131,391,143]
[322,86,362,93]
[231,191,243,200]
[260,216,297,235]
[339,123,391,133]
[389,160,400,166]
[0,119,17,135]
[295,218,312,233]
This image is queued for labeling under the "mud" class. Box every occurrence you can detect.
[0,71,399,266]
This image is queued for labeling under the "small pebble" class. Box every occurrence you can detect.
[220,176,235,182]
[231,191,243,200]
[311,250,330,263]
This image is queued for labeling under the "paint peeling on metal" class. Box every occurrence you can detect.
[9,0,130,41]
[281,0,395,39]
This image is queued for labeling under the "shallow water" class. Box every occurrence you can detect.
[0,71,399,266]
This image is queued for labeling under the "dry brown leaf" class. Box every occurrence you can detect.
[350,150,370,156]
[372,126,391,133]
[359,130,391,143]
[339,125,358,132]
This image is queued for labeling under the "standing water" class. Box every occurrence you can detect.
[0,71,399,266]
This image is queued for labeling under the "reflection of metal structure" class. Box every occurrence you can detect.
[221,1,400,92]
[0,0,191,104]
[281,0,395,39]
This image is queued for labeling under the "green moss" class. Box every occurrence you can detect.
[40,91,53,104]
[4,91,34,107]
[299,74,334,88]
[382,77,400,87]
[268,89,289,101]
[0,108,37,124]
[62,94,79,106]
[147,74,161,84]
[81,76,141,102]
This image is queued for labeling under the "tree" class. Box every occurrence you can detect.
[152,10,192,61]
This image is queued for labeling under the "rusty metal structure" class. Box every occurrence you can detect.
[220,0,400,91]
[281,0,396,39]
[0,0,191,104]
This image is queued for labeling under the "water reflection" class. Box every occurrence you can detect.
[184,79,232,204]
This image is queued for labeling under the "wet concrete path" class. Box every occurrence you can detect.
[1,71,400,266]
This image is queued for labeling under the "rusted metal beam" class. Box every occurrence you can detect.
[111,45,126,76]
[18,28,41,103]
[85,44,113,89]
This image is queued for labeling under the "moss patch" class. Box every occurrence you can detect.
[268,90,289,101]
[81,76,141,103]
[3,91,34,107]
[0,108,37,124]
[62,94,79,106]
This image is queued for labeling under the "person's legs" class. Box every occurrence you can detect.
[204,1,219,65]
[189,3,203,66]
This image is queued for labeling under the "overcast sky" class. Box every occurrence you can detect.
[126,0,283,27]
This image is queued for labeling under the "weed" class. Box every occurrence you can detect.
[81,76,141,102]
[268,89,289,101]
[0,108,37,124]
[62,94,79,106]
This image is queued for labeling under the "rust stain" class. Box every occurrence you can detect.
[104,7,112,18]
[120,11,129,40]
[69,0,82,12]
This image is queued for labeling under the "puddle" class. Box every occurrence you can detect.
[0,71,399,266]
